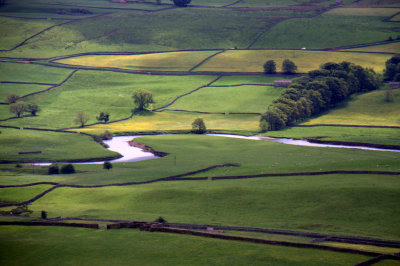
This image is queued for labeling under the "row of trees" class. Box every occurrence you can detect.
[5,94,40,118]
[260,61,381,131]
[384,54,400,81]
[264,59,298,75]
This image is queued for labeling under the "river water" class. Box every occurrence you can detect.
[30,134,399,165]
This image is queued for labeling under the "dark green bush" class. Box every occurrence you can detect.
[103,161,112,170]
[48,164,59,175]
[60,164,75,174]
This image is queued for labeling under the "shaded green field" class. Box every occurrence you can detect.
[0,226,367,266]
[340,42,400,53]
[252,15,399,49]
[0,127,119,163]
[302,88,400,126]
[263,126,400,146]
[0,185,53,204]
[0,17,59,50]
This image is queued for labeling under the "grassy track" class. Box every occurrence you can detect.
[302,88,400,126]
[0,127,119,163]
[0,226,367,266]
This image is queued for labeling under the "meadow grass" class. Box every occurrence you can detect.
[262,126,400,146]
[0,17,59,50]
[0,62,71,83]
[0,83,49,101]
[0,185,53,204]
[25,173,400,238]
[252,15,399,49]
[79,111,261,133]
[0,70,215,129]
[392,14,400,21]
[0,226,367,266]
[302,88,400,126]
[196,50,391,73]
[1,9,278,58]
[57,51,218,72]
[350,0,400,7]
[325,7,400,17]
[322,242,400,255]
[2,134,397,186]
[211,75,295,85]
[340,42,400,53]
[0,127,119,163]
[166,85,284,113]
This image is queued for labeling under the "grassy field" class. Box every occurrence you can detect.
[196,50,392,73]
[302,88,400,126]
[0,83,49,102]
[340,42,400,53]
[252,15,399,49]
[57,51,218,72]
[0,127,119,163]
[262,126,400,146]
[164,85,284,113]
[0,70,216,129]
[0,226,368,266]
[325,7,400,16]
[25,173,400,239]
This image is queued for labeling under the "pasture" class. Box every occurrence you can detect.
[0,0,399,265]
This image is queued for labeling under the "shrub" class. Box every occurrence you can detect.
[48,164,59,175]
[60,164,75,174]
[15,164,22,168]
[41,211,47,219]
[172,0,191,7]
[100,130,113,140]
[103,161,113,170]
[154,216,167,223]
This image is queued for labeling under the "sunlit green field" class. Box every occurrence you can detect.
[302,88,400,126]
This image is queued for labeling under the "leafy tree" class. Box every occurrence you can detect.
[96,111,110,123]
[9,101,27,117]
[74,110,89,127]
[192,118,206,134]
[282,59,297,74]
[26,103,40,116]
[103,161,113,170]
[132,89,155,111]
[5,93,19,104]
[383,54,400,81]
[172,0,191,7]
[61,164,75,174]
[41,211,47,219]
[48,164,59,175]
[263,60,276,74]
[260,108,287,131]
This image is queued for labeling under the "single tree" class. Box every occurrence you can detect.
[61,164,75,174]
[172,0,191,7]
[41,211,47,219]
[48,164,59,175]
[191,118,206,134]
[132,89,155,111]
[103,161,113,170]
[96,111,110,123]
[26,103,40,116]
[383,54,400,81]
[5,93,19,104]
[282,59,297,74]
[9,101,27,117]
[263,60,276,74]
[74,110,89,127]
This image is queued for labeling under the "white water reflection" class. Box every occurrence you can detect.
[208,134,400,152]
[27,133,399,165]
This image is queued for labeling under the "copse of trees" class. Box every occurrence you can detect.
[260,61,381,131]
[384,54,400,81]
